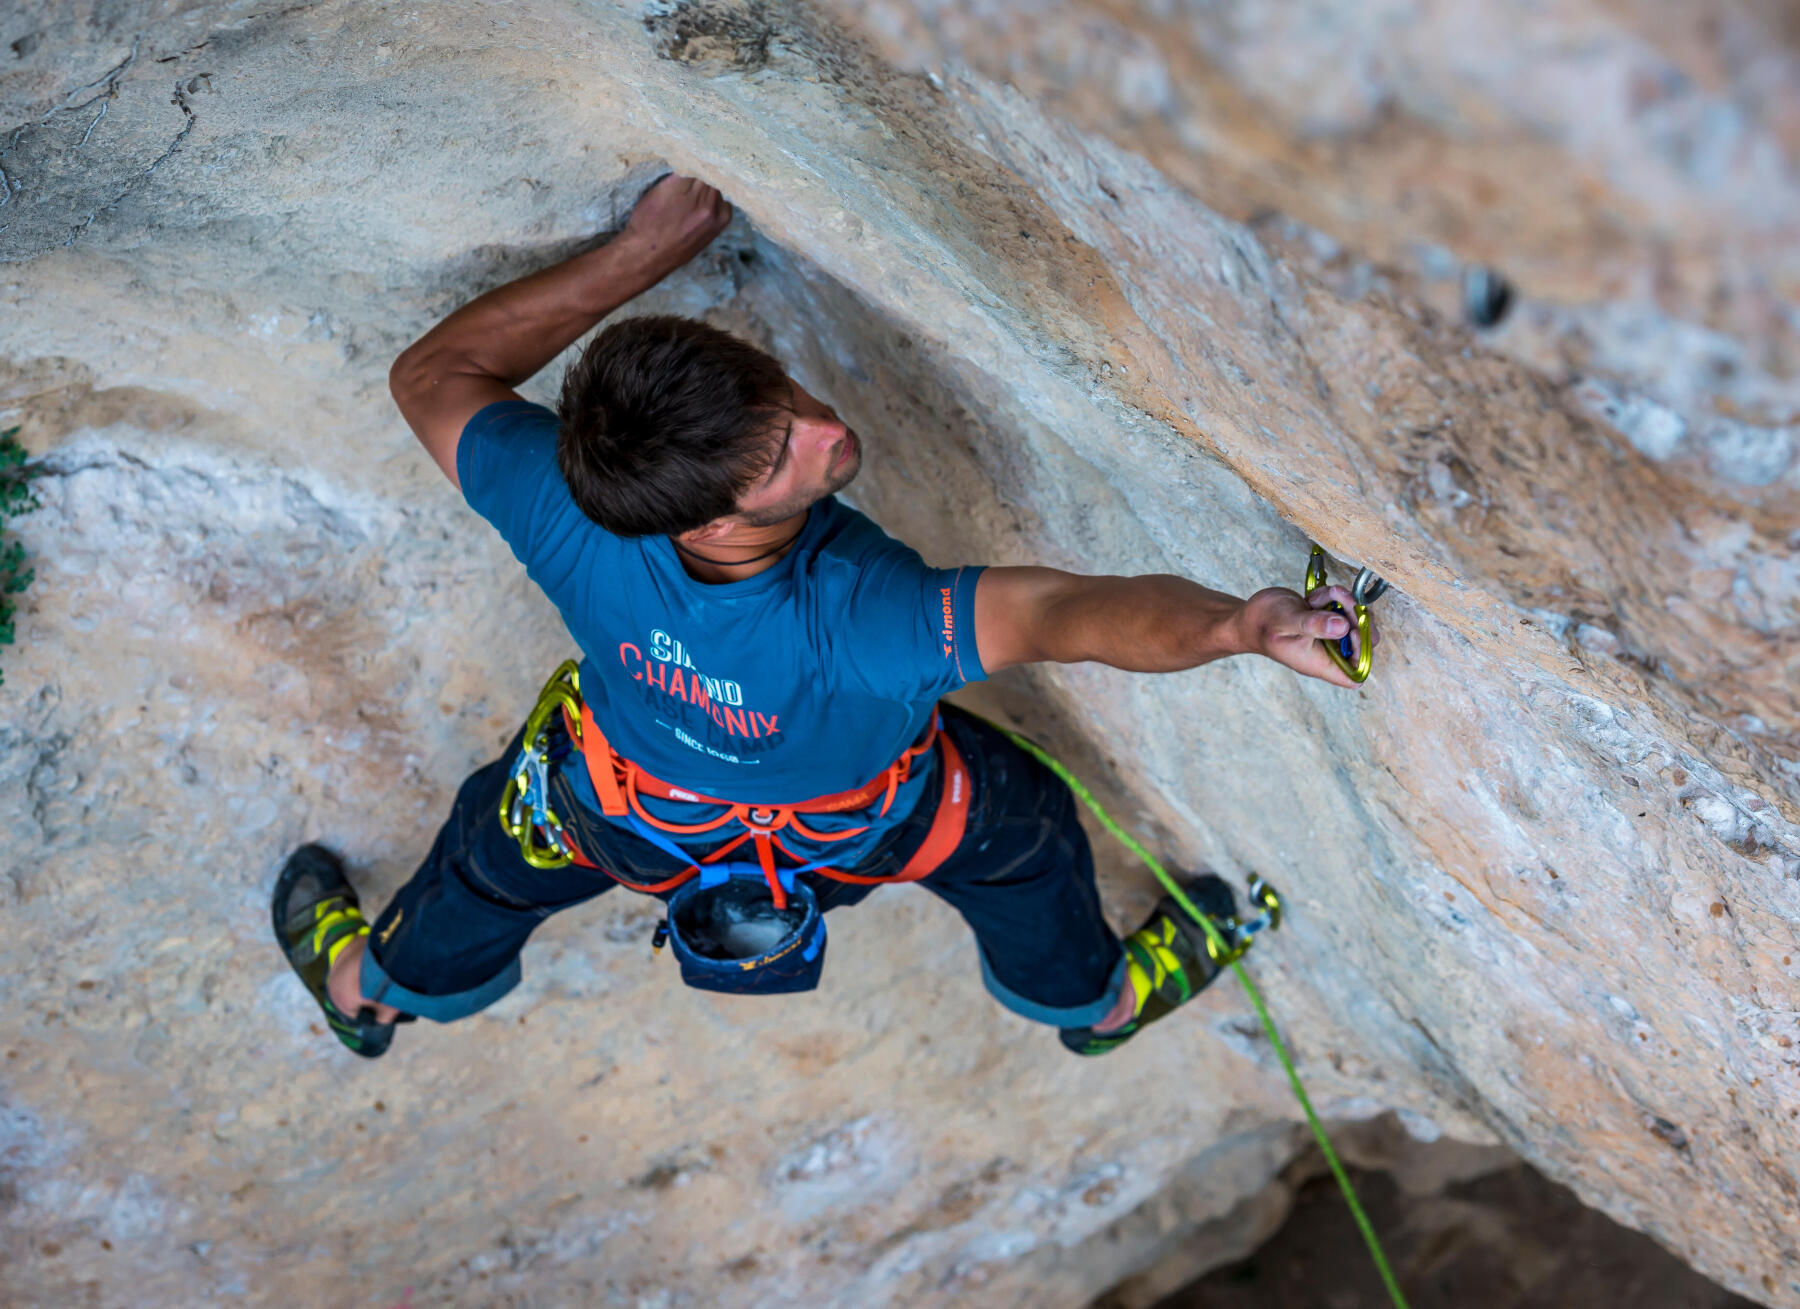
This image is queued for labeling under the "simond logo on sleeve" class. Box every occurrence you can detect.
[939,586,955,657]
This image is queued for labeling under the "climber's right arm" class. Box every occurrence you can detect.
[972,565,1372,688]
[389,174,733,487]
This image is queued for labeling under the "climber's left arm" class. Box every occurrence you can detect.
[972,565,1374,688]
[388,174,733,487]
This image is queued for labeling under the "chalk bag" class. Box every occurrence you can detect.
[664,863,827,995]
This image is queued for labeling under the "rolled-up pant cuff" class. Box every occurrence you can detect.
[978,949,1128,1028]
[360,947,521,1023]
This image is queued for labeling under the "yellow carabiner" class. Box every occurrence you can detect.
[1201,874,1285,968]
[498,660,587,869]
[523,661,584,749]
[1305,545,1386,684]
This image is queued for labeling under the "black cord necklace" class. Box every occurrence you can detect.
[670,522,806,568]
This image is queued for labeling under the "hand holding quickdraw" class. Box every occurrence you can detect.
[1234,563,1384,688]
[1303,544,1388,684]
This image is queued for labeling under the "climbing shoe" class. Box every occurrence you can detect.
[271,844,398,1059]
[1059,873,1242,1057]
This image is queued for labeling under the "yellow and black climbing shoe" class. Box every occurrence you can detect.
[1059,873,1240,1057]
[271,844,397,1059]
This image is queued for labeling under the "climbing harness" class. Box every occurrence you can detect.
[498,661,970,992]
[500,661,968,904]
[1305,544,1389,684]
[1001,728,1412,1309]
[498,660,969,994]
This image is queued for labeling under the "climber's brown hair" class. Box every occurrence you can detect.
[556,316,790,537]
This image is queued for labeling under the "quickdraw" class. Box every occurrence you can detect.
[498,660,587,870]
[1305,544,1389,683]
[1201,872,1284,967]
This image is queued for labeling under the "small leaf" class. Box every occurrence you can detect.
[0,426,34,681]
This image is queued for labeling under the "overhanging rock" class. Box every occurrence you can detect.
[1,1,1795,1305]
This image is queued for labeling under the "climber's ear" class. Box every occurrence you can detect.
[679,515,738,545]
[388,348,524,489]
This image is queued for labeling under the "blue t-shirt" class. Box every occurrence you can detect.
[457,400,987,860]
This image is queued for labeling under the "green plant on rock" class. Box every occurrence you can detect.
[0,426,42,686]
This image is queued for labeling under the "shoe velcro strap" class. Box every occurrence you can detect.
[1124,926,1192,1005]
[312,902,370,966]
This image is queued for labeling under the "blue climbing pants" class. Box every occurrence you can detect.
[360,705,1128,1028]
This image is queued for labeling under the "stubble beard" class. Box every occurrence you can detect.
[738,431,863,526]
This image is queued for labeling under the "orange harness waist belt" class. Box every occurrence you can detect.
[561,702,970,909]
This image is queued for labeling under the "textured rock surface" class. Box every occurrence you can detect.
[1,1,1796,1306]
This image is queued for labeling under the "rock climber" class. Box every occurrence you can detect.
[272,174,1376,1059]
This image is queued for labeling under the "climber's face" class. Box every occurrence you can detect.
[731,380,863,527]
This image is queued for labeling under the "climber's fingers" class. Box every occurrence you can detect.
[624,173,734,263]
[1304,581,1382,656]
[1242,588,1349,687]
[1303,584,1355,639]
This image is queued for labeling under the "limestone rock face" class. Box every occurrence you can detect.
[2,2,1795,1306]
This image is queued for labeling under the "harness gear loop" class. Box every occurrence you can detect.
[1305,544,1388,684]
[499,663,971,906]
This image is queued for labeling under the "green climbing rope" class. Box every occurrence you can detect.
[1003,729,1412,1309]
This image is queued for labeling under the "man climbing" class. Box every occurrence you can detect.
[273,174,1375,1059]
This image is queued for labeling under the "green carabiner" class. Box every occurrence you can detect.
[1305,545,1387,684]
